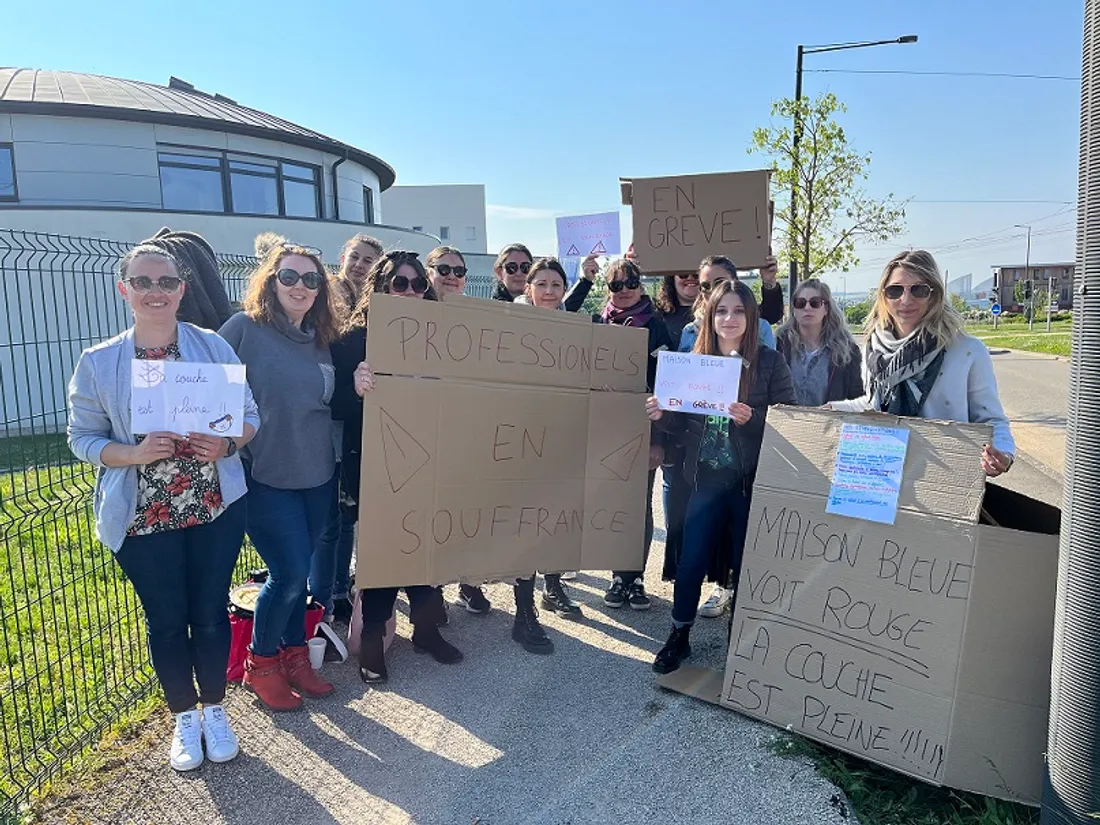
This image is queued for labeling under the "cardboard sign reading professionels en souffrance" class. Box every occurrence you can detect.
[358,294,651,587]
[620,169,771,274]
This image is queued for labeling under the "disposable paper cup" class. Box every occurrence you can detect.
[307,637,326,670]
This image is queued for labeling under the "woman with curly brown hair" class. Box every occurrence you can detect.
[219,242,343,712]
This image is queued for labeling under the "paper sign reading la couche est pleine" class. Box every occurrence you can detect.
[654,351,741,417]
[130,360,246,437]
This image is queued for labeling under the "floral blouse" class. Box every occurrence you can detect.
[127,343,226,537]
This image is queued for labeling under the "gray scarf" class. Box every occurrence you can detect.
[866,327,945,417]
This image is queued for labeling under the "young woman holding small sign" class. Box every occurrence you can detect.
[645,279,795,674]
[830,250,1015,477]
[219,243,342,711]
[68,244,259,771]
[331,251,464,684]
[775,279,863,407]
[679,256,776,353]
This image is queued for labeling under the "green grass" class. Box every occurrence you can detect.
[767,734,1039,825]
[967,319,1072,357]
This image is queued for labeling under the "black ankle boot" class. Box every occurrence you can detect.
[358,622,388,684]
[542,573,582,619]
[653,625,692,674]
[412,623,464,664]
[512,578,554,655]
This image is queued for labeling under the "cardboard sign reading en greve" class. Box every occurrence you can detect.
[358,294,651,587]
[621,169,771,274]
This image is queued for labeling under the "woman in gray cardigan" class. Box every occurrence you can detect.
[67,245,259,773]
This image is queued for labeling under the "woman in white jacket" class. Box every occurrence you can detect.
[832,249,1015,477]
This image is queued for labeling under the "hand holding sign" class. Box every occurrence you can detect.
[654,351,741,417]
[131,360,247,437]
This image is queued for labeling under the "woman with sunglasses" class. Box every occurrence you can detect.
[68,245,259,770]
[645,280,795,674]
[679,256,776,353]
[832,250,1015,477]
[775,279,863,407]
[599,258,675,612]
[492,242,597,310]
[219,244,342,711]
[426,246,469,298]
[331,252,463,683]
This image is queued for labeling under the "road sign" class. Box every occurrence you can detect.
[991,303,1002,316]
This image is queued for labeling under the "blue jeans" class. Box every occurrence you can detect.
[672,475,752,626]
[247,475,336,657]
[613,468,658,584]
[309,468,356,614]
[114,499,245,713]
[661,463,691,580]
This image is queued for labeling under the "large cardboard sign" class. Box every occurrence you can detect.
[357,294,651,587]
[620,169,771,274]
[660,407,1059,804]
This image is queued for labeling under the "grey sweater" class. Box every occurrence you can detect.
[219,312,335,490]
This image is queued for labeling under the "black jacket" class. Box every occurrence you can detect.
[660,305,694,349]
[492,277,592,312]
[760,282,784,326]
[597,310,674,451]
[776,337,864,403]
[659,346,795,488]
[330,326,367,507]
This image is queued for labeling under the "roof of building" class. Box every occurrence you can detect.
[0,69,395,189]
[990,262,1075,268]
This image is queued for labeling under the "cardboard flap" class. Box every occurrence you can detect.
[620,179,633,206]
[755,407,992,525]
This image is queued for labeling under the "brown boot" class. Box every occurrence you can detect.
[244,651,302,712]
[281,645,336,698]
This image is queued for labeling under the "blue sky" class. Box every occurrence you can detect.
[4,0,1084,292]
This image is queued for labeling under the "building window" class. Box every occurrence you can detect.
[0,144,16,201]
[157,147,320,218]
[412,225,424,232]
[466,226,477,241]
[363,186,375,223]
[440,226,450,240]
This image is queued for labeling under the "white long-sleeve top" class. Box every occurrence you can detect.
[831,332,1016,457]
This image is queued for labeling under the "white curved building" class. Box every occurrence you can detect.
[0,68,440,257]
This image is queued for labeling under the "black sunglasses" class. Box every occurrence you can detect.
[699,278,732,292]
[504,261,532,276]
[608,274,642,293]
[390,274,429,294]
[276,268,324,290]
[126,275,183,293]
[883,283,933,300]
[433,263,468,278]
[280,241,324,257]
[676,273,699,281]
[794,296,827,309]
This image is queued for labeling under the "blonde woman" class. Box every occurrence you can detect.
[775,279,863,407]
[832,250,1014,477]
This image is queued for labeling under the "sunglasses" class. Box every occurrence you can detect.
[698,278,731,293]
[504,261,532,276]
[277,268,324,290]
[794,296,827,309]
[676,273,700,281]
[280,241,324,257]
[883,283,933,300]
[433,264,468,278]
[390,274,429,294]
[608,275,642,293]
[126,275,183,293]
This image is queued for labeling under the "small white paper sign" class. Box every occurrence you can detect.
[654,351,741,417]
[555,211,621,258]
[826,423,910,525]
[131,360,247,437]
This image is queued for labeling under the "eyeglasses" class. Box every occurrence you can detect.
[608,274,642,292]
[390,274,429,294]
[698,278,732,293]
[276,268,325,290]
[794,296,827,309]
[126,275,183,293]
[433,264,468,278]
[280,241,324,258]
[676,273,699,281]
[883,283,933,300]
[504,261,532,276]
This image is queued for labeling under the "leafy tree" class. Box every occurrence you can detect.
[750,92,907,277]
[948,293,970,314]
[1013,280,1049,322]
[845,298,872,327]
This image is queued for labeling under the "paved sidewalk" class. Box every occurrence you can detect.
[36,520,850,824]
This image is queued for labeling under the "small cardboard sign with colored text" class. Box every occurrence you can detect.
[130,360,246,437]
[826,423,910,524]
[555,211,622,259]
[654,351,741,418]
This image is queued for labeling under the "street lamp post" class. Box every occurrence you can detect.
[789,35,918,308]
[1015,224,1034,330]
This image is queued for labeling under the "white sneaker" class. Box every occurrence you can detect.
[201,705,239,764]
[560,571,578,580]
[170,709,204,772]
[698,585,732,618]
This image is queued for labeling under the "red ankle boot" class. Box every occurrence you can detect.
[281,645,335,698]
[244,651,302,712]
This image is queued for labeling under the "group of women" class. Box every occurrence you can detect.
[67,230,1015,772]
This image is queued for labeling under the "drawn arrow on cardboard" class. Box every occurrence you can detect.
[599,434,643,481]
[379,408,431,493]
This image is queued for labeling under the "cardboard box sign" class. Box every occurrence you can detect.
[358,294,652,587]
[620,169,772,274]
[660,407,1059,805]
